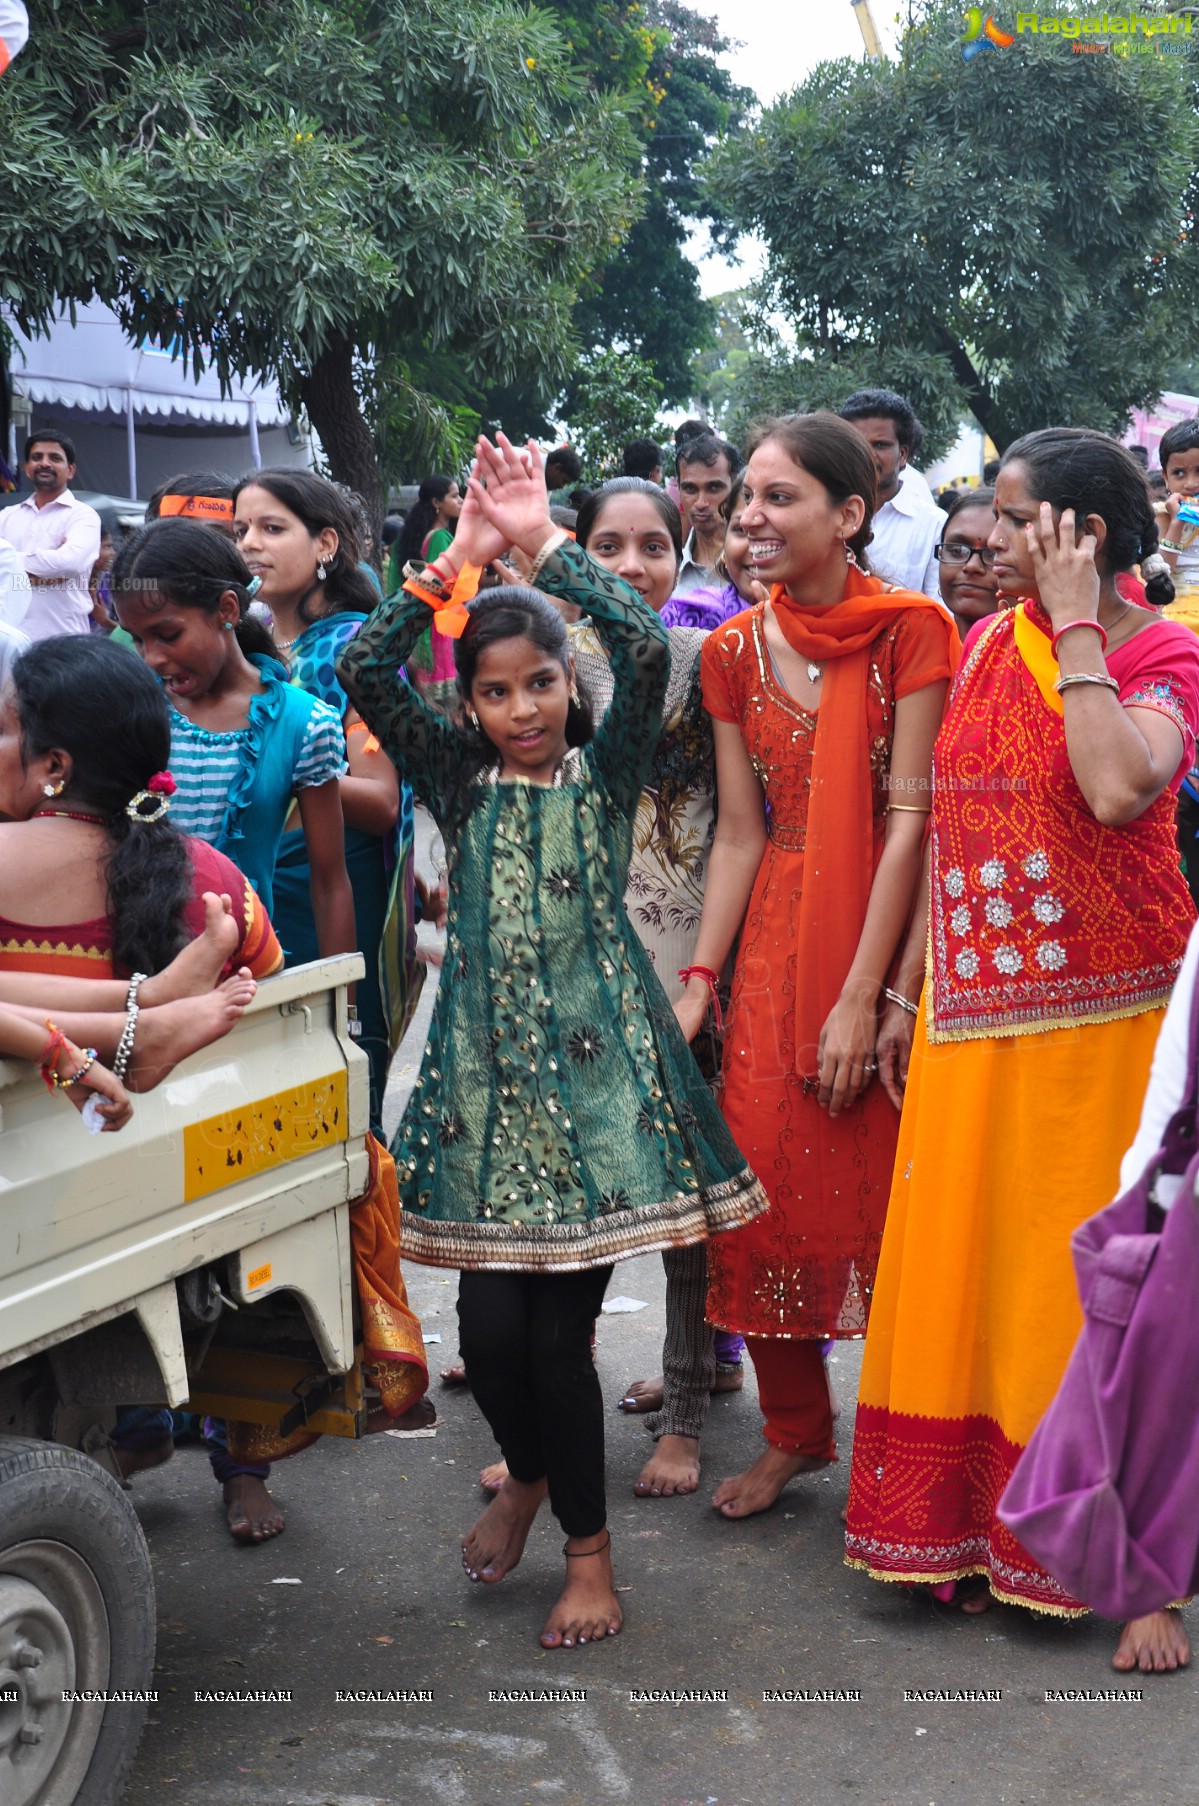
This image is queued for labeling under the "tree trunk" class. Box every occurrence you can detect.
[934,332,1017,454]
[298,333,384,542]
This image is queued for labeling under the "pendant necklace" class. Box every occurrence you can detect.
[807,661,823,684]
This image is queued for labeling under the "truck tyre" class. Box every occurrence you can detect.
[0,1437,156,1806]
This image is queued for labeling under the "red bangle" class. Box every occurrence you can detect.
[678,965,724,1033]
[1050,618,1108,656]
[39,1022,68,1091]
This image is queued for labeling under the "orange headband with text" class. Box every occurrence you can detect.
[157,494,235,523]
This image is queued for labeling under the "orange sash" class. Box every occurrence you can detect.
[769,568,959,1073]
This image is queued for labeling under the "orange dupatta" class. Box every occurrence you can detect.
[768,567,959,1075]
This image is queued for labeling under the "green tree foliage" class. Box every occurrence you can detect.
[566,0,754,405]
[703,0,1199,453]
[563,347,663,479]
[0,0,641,514]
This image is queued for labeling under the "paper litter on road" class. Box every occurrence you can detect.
[422,1332,442,1343]
[601,1296,648,1313]
[270,1577,303,1585]
[385,1425,438,1438]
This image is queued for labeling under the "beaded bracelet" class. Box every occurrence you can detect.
[678,964,724,1033]
[1050,618,1108,655]
[51,1049,98,1091]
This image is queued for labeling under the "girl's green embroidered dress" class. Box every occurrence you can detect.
[339,540,766,1272]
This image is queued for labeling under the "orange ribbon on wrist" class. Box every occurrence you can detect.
[403,562,481,640]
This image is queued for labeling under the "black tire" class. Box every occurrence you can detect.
[0,1436,156,1806]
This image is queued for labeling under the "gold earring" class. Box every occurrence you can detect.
[569,682,580,705]
[468,709,480,729]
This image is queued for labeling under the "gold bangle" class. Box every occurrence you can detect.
[1054,672,1120,696]
[886,802,932,814]
[526,529,570,589]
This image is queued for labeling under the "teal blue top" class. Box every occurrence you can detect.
[168,653,344,915]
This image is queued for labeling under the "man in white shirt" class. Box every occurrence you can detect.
[0,433,101,639]
[673,434,741,597]
[839,389,944,599]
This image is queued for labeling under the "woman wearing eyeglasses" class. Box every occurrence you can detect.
[934,489,1002,637]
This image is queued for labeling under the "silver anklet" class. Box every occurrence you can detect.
[113,972,146,1080]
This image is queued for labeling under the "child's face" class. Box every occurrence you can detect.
[469,634,572,782]
[114,590,237,703]
[1163,445,1199,498]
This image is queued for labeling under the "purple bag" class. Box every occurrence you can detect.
[998,969,1199,1621]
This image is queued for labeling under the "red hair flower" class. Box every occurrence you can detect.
[147,770,177,797]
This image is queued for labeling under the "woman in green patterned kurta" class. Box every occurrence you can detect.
[339,435,765,1652]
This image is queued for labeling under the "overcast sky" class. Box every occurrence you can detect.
[688,1,901,294]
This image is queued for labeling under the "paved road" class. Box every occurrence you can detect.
[118,819,1195,1804]
[120,1267,1195,1806]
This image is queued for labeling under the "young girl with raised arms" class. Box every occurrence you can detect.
[338,434,767,1652]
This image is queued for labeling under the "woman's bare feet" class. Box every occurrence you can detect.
[1113,1610,1191,1674]
[114,1438,174,1480]
[125,972,257,1092]
[141,893,240,1007]
[540,1532,622,1649]
[711,1445,831,1519]
[617,1366,744,1414]
[368,1396,436,1434]
[462,1475,547,1582]
[224,1475,285,1542]
[633,1434,700,1497]
[618,1376,663,1414]
[441,1361,470,1386]
[480,1459,508,1493]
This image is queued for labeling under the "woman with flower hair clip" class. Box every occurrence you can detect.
[111,517,354,955]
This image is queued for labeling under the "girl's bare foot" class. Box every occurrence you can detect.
[618,1366,743,1414]
[711,1445,831,1518]
[634,1434,700,1497]
[480,1459,508,1493]
[125,973,257,1092]
[441,1361,469,1386]
[540,1532,622,1649]
[224,1475,285,1542]
[462,1475,546,1582]
[141,893,240,1007]
[617,1376,664,1414]
[1113,1610,1191,1673]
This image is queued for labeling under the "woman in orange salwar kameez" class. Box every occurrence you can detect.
[846,429,1199,1675]
[674,414,958,1519]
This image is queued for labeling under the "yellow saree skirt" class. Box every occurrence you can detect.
[845,1001,1163,1614]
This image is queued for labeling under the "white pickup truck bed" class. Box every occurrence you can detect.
[0,956,369,1806]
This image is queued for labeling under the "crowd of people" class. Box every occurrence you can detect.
[1,387,1198,1666]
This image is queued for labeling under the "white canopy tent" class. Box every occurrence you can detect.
[5,300,307,498]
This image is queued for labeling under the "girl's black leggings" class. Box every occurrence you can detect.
[457,1265,613,1538]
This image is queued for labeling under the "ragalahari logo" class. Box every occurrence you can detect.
[961,8,1017,57]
